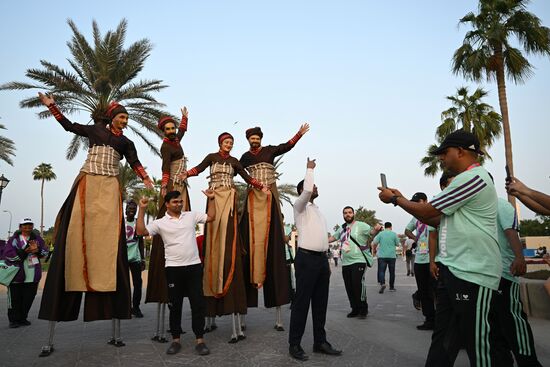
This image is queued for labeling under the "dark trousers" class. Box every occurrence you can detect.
[8,282,38,323]
[165,264,206,339]
[289,248,330,346]
[490,278,542,367]
[406,254,415,274]
[129,261,143,309]
[414,263,435,323]
[342,262,368,315]
[377,258,396,288]
[426,264,495,367]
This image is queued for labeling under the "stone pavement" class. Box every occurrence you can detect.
[1,259,549,367]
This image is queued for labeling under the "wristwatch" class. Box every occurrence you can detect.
[390,195,401,206]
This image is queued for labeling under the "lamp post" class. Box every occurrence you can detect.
[3,210,12,239]
[0,174,9,206]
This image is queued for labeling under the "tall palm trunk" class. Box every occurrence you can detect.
[40,178,45,234]
[495,47,516,206]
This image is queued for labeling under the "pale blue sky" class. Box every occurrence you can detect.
[0,0,549,237]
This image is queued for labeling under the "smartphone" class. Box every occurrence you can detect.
[505,165,511,182]
[380,173,387,189]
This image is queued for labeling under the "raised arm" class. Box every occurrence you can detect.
[38,92,91,137]
[136,197,150,236]
[274,123,310,156]
[203,189,217,222]
[177,107,189,140]
[507,177,550,215]
[378,187,441,226]
[294,158,315,213]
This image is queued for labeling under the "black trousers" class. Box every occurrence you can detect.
[165,264,206,339]
[289,248,330,346]
[414,263,435,323]
[8,282,38,323]
[342,262,368,315]
[129,261,143,309]
[426,264,496,367]
[490,278,542,367]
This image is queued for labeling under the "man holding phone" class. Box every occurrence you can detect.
[378,130,502,366]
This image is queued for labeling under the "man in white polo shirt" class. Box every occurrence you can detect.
[136,190,215,356]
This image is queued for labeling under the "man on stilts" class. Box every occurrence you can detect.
[146,108,191,343]
[36,92,153,356]
[239,123,309,331]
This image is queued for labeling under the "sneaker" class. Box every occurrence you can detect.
[166,342,182,355]
[195,342,210,355]
[379,284,386,294]
[389,287,396,292]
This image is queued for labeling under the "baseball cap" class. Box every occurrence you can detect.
[19,218,34,225]
[430,130,483,156]
[411,192,428,202]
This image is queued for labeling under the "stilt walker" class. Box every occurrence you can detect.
[239,124,309,331]
[182,132,267,343]
[146,108,191,343]
[36,93,153,356]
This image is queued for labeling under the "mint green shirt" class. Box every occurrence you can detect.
[373,229,399,259]
[333,221,373,266]
[430,166,501,290]
[497,198,519,283]
[405,217,430,264]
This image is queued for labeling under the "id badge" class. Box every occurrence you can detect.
[28,255,39,266]
[342,242,351,253]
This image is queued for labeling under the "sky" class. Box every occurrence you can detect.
[0,0,549,238]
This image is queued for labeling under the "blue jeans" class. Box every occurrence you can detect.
[377,258,396,288]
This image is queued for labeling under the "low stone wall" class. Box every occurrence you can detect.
[520,277,550,320]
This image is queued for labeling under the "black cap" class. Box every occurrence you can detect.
[411,192,428,202]
[430,130,483,156]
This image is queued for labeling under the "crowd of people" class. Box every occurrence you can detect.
[0,94,549,366]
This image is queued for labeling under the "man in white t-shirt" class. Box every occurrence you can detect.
[136,190,215,356]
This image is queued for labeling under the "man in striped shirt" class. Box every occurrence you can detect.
[378,130,502,367]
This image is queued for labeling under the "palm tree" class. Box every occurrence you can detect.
[278,183,298,207]
[32,163,57,234]
[452,0,550,201]
[0,19,171,160]
[421,87,502,176]
[0,122,16,166]
[119,162,142,201]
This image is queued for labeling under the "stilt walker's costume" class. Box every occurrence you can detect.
[185,133,264,316]
[38,102,151,322]
[239,127,304,308]
[146,115,190,306]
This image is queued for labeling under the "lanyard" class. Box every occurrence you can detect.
[466,163,480,171]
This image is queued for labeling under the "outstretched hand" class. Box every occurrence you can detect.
[202,189,215,199]
[139,197,150,209]
[378,187,402,204]
[506,177,529,197]
[181,106,188,119]
[143,177,154,189]
[298,123,310,136]
[38,92,55,106]
[307,157,316,169]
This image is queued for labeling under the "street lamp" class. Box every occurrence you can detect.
[0,174,9,206]
[3,210,12,239]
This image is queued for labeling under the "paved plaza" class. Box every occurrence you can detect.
[1,259,549,367]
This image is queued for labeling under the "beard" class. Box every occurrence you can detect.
[250,142,261,149]
[344,216,354,224]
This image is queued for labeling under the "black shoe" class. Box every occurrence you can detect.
[411,273,415,277]
[132,308,144,318]
[9,322,19,329]
[389,287,396,292]
[289,345,309,361]
[407,271,410,276]
[346,311,359,318]
[358,312,368,319]
[195,342,210,355]
[274,324,285,331]
[19,320,31,326]
[166,342,182,355]
[313,342,342,356]
[417,322,434,330]
[412,293,421,310]
[379,284,386,294]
